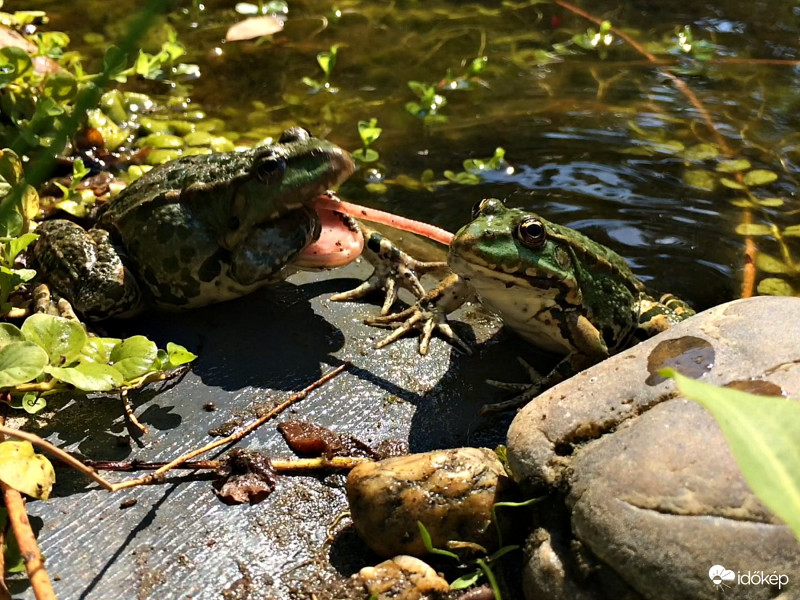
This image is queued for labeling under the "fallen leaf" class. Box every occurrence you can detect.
[226,16,283,42]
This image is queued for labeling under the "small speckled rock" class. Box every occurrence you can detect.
[347,447,511,557]
[356,555,450,600]
[506,297,800,600]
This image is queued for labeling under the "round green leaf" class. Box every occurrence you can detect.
[720,177,744,190]
[0,341,48,387]
[683,143,719,161]
[0,47,32,87]
[20,392,45,414]
[743,169,778,187]
[0,441,54,500]
[20,313,87,366]
[45,362,124,391]
[782,225,800,237]
[757,278,795,296]
[80,337,121,364]
[756,253,794,275]
[735,223,773,236]
[756,197,784,207]
[683,169,716,191]
[716,159,751,173]
[110,335,158,380]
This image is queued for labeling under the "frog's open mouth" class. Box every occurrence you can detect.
[292,195,364,268]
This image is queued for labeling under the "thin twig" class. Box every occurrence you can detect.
[120,390,148,435]
[0,484,56,600]
[110,363,350,491]
[85,455,370,473]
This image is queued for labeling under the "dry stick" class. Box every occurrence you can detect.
[110,363,350,491]
[553,0,757,297]
[85,456,370,473]
[0,419,57,600]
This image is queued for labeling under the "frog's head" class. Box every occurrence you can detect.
[449,198,584,304]
[220,127,355,248]
[245,126,355,213]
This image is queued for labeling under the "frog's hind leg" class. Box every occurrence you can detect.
[329,224,449,315]
[32,220,142,320]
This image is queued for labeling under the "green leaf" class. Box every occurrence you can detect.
[20,313,88,366]
[0,341,48,387]
[757,277,795,296]
[683,169,716,191]
[80,337,121,364]
[352,148,379,163]
[166,342,197,367]
[743,169,778,187]
[0,441,55,500]
[450,571,482,589]
[103,45,128,79]
[4,232,38,263]
[683,143,719,161]
[357,119,382,147]
[43,71,78,103]
[110,335,157,380]
[783,225,800,237]
[0,47,32,87]
[719,177,744,190]
[756,253,796,275]
[417,521,460,560]
[45,362,124,391]
[734,223,773,236]
[0,323,24,347]
[662,370,800,541]
[20,392,45,414]
[0,508,24,573]
[716,159,751,173]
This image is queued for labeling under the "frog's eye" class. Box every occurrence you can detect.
[278,127,312,143]
[255,156,286,183]
[471,198,502,219]
[517,217,546,248]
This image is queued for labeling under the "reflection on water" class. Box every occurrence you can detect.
[30,0,800,309]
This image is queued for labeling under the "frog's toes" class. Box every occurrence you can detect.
[367,305,472,356]
[32,283,84,325]
[330,228,447,314]
[480,383,542,415]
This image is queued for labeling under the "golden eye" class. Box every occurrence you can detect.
[516,217,546,248]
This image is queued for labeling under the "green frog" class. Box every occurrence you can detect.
[370,198,695,411]
[31,128,365,319]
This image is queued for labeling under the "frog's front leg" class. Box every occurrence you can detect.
[329,225,449,314]
[365,272,474,355]
[32,220,142,320]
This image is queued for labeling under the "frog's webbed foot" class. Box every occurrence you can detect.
[329,226,449,315]
[366,273,473,355]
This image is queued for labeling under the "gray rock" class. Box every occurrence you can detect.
[506,296,800,600]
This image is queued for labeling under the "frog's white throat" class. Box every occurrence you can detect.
[452,257,575,356]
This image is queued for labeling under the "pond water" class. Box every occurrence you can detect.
[33,0,800,311]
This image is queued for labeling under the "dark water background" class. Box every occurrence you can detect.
[23,0,800,311]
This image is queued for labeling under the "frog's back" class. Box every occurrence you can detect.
[101,148,259,225]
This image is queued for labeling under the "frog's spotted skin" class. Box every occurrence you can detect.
[369,198,695,411]
[33,128,356,319]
